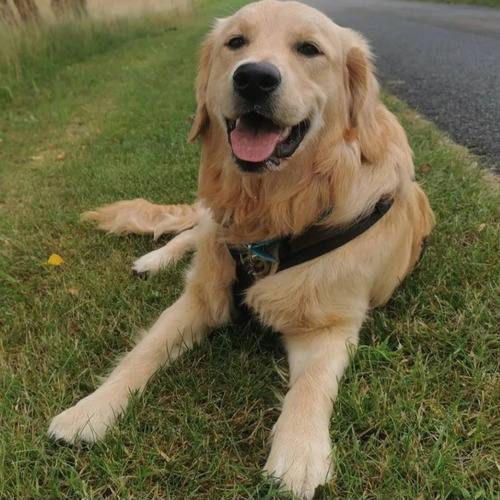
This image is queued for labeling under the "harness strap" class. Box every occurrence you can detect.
[228,198,394,318]
[229,246,258,320]
[277,199,394,271]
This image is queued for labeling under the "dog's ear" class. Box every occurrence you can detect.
[188,27,218,142]
[345,40,377,129]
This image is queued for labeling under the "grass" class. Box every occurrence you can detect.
[34,0,198,21]
[1,0,499,498]
[0,5,199,107]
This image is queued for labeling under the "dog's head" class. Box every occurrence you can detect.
[189,0,378,174]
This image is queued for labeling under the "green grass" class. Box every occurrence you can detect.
[1,1,499,499]
[0,11,193,113]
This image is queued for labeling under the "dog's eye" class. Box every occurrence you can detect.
[296,42,321,57]
[227,36,247,50]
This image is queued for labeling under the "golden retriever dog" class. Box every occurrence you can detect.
[48,1,434,497]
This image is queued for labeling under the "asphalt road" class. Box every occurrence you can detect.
[304,0,500,172]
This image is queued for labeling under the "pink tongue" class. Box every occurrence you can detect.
[230,125,284,163]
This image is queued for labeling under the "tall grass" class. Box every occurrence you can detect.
[0,1,198,112]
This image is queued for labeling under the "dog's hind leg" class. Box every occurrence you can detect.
[82,199,207,237]
[48,222,234,444]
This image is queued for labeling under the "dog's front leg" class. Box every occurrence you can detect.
[48,227,233,444]
[132,223,206,275]
[264,325,360,499]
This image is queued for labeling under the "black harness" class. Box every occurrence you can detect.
[229,198,394,316]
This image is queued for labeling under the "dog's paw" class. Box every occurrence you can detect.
[132,237,190,275]
[132,247,174,275]
[264,422,332,500]
[48,394,120,444]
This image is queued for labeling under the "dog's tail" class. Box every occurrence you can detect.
[82,199,207,239]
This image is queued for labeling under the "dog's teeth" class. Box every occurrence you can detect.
[269,155,281,166]
[282,126,291,138]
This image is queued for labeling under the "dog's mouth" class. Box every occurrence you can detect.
[226,112,310,172]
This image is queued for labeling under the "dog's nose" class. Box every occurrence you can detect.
[233,62,281,102]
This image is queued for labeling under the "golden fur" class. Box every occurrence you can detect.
[48,2,434,498]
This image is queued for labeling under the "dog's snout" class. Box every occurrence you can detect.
[233,62,281,102]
